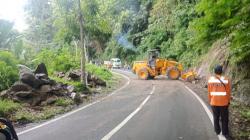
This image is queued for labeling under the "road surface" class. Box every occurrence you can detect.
[17,70,218,140]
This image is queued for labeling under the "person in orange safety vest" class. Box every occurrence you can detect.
[208,65,231,139]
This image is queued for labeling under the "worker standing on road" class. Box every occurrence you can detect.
[208,65,231,139]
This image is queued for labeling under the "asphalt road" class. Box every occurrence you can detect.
[17,70,218,140]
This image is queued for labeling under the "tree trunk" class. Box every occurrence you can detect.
[84,37,89,63]
[73,40,78,58]
[78,0,87,86]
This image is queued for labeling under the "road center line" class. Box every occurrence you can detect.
[17,72,130,136]
[101,85,156,140]
[185,85,226,140]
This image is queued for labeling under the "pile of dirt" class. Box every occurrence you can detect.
[0,63,80,106]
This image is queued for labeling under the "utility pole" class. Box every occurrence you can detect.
[78,0,87,86]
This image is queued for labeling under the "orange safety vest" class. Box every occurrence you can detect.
[208,75,231,106]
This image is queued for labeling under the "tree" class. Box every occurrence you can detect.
[24,0,55,46]
[0,20,19,49]
[78,0,87,86]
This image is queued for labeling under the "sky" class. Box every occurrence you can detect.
[0,0,28,31]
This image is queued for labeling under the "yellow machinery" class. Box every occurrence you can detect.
[132,49,184,80]
[181,70,197,82]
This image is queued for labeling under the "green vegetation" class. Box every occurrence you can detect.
[0,0,249,80]
[55,98,74,107]
[0,99,21,116]
[0,51,18,91]
[0,0,249,138]
[240,109,250,120]
[35,47,80,74]
[51,76,86,92]
[14,107,67,122]
[86,64,113,82]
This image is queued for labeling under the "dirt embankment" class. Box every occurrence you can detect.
[188,38,250,140]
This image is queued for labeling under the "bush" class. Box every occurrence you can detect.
[0,51,19,91]
[0,99,21,117]
[86,64,113,82]
[35,47,80,74]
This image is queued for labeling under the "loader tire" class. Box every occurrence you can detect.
[167,67,180,80]
[137,68,149,80]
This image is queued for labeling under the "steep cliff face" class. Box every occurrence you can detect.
[231,62,250,105]
[196,38,250,105]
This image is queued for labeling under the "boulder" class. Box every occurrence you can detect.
[9,82,31,92]
[18,64,33,76]
[20,73,44,89]
[39,85,52,93]
[15,91,33,98]
[73,93,83,105]
[88,75,106,87]
[0,90,8,98]
[35,73,48,80]
[67,85,75,93]
[51,83,69,96]
[41,96,57,106]
[34,63,48,76]
[68,70,81,81]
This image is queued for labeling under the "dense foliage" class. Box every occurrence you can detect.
[0,0,249,89]
[0,51,18,91]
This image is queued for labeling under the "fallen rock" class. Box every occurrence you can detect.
[41,96,57,106]
[34,63,48,76]
[74,93,83,105]
[39,85,52,93]
[67,85,75,93]
[18,64,33,76]
[20,73,43,89]
[9,82,31,92]
[70,92,77,99]
[68,70,81,81]
[15,91,33,98]
[0,90,8,98]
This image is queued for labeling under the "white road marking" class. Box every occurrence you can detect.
[185,86,226,140]
[101,85,156,140]
[17,72,130,136]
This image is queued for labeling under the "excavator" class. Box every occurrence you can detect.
[132,48,196,81]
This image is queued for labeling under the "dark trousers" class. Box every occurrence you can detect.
[211,106,229,136]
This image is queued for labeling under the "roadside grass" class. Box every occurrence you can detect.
[240,109,250,120]
[14,106,72,123]
[55,98,74,107]
[51,76,87,92]
[0,99,21,117]
[5,65,121,124]
[52,64,114,93]
[238,131,250,138]
[106,74,122,88]
[86,64,113,82]
[230,100,250,140]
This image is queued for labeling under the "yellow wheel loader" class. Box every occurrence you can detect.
[132,49,184,80]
